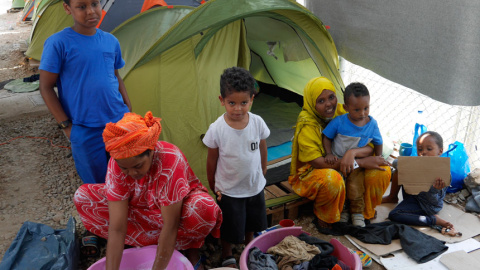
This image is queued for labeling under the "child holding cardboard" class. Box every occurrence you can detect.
[386,131,455,232]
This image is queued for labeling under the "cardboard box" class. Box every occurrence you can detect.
[397,156,450,195]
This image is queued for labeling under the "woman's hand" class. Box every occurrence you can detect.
[356,156,390,170]
[152,200,182,270]
[106,200,129,270]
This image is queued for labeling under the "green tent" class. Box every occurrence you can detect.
[11,0,25,9]
[25,0,73,61]
[112,0,344,185]
[24,0,204,61]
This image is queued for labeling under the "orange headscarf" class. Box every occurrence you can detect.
[103,111,162,159]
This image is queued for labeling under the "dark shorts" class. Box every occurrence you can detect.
[217,190,267,244]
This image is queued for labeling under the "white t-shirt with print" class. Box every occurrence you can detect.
[202,112,270,198]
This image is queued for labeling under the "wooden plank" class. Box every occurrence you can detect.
[264,189,276,200]
[266,205,284,215]
[270,206,285,225]
[265,194,300,208]
[267,155,291,166]
[286,198,311,220]
[266,184,288,197]
[280,181,294,193]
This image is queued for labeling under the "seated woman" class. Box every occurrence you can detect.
[74,112,222,270]
[288,77,391,227]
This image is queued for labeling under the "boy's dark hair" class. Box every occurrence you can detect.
[417,131,444,149]
[63,0,70,5]
[220,67,256,98]
[344,82,370,105]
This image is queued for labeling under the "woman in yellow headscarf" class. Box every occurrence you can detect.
[74,112,221,270]
[289,77,391,227]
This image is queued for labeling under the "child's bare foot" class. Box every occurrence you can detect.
[435,215,453,229]
[382,195,398,204]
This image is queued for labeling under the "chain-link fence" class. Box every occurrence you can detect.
[339,58,479,170]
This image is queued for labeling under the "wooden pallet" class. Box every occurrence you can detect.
[264,180,311,225]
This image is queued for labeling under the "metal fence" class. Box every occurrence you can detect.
[339,57,479,170]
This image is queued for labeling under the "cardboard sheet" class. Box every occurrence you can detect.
[380,238,480,270]
[414,203,480,243]
[348,203,480,257]
[439,250,480,270]
[397,156,450,195]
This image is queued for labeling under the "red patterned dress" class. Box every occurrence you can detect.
[74,141,222,249]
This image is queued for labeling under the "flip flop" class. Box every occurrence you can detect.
[432,225,463,237]
[193,255,206,270]
[80,232,100,258]
[221,255,238,268]
[441,227,462,237]
[350,249,372,268]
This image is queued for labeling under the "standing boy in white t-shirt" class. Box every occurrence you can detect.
[202,67,270,268]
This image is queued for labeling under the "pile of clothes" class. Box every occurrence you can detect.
[247,233,351,270]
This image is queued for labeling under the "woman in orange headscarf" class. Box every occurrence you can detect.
[289,77,391,227]
[74,112,221,270]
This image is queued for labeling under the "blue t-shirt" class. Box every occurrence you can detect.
[40,28,129,127]
[322,114,382,158]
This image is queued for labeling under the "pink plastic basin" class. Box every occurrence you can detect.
[87,245,194,270]
[239,226,361,270]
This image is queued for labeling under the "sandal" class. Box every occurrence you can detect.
[193,255,206,270]
[441,227,462,237]
[350,249,372,268]
[432,225,462,237]
[80,232,100,258]
[221,256,238,268]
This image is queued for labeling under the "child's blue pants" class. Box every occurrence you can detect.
[70,125,109,184]
[388,195,436,226]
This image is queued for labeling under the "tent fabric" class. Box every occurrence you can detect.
[307,0,480,106]
[22,0,36,21]
[113,0,343,186]
[251,92,301,148]
[4,79,40,93]
[24,0,203,61]
[11,0,25,9]
[26,0,73,61]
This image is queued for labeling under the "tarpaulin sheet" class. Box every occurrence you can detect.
[0,217,78,270]
[308,0,480,106]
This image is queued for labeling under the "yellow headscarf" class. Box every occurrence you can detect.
[290,77,346,175]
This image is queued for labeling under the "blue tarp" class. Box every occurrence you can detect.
[0,217,78,270]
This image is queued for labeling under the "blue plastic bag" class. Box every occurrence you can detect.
[440,141,471,193]
[0,217,78,270]
[411,123,427,156]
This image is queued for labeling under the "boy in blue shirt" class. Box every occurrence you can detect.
[39,0,131,184]
[203,67,270,268]
[322,82,383,227]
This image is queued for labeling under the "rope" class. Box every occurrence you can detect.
[0,136,71,149]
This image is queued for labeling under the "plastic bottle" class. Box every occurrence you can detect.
[416,110,425,126]
[409,109,426,142]
[411,109,427,156]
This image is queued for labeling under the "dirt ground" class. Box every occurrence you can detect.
[0,6,386,270]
